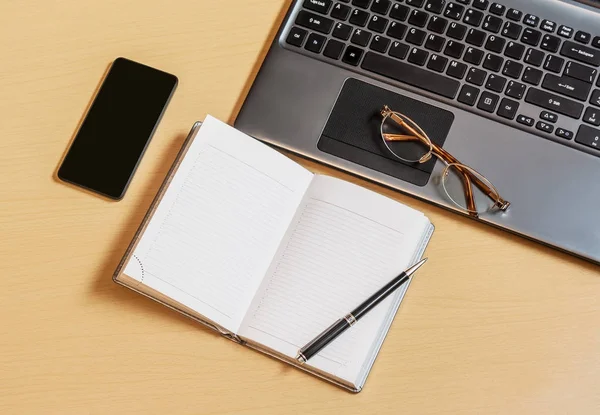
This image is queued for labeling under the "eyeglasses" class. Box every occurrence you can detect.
[380,105,510,216]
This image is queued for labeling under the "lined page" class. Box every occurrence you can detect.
[239,175,430,383]
[123,116,313,332]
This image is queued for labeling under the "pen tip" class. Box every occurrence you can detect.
[405,258,428,277]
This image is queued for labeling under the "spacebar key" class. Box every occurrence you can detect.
[361,52,460,99]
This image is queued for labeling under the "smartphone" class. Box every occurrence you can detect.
[58,57,178,200]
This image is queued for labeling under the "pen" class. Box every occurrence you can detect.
[295,258,428,364]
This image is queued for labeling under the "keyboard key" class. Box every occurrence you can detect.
[331,3,352,20]
[485,73,506,92]
[390,4,410,21]
[477,91,500,112]
[472,0,488,9]
[458,84,480,105]
[564,62,597,84]
[409,10,430,27]
[425,34,446,52]
[505,80,526,99]
[353,0,372,8]
[575,31,591,44]
[387,22,408,40]
[447,60,467,79]
[521,29,542,46]
[367,14,389,33]
[543,55,564,73]
[526,88,584,118]
[333,23,353,40]
[497,98,519,119]
[517,114,535,126]
[342,45,365,65]
[389,40,410,58]
[504,41,525,60]
[558,25,574,38]
[523,14,539,27]
[444,40,465,58]
[425,0,446,14]
[536,121,554,133]
[485,35,505,53]
[297,11,335,34]
[444,3,465,20]
[540,111,558,123]
[406,28,427,45]
[583,107,600,126]
[370,35,391,52]
[489,3,505,16]
[540,20,556,33]
[466,28,486,46]
[447,22,467,39]
[428,16,449,33]
[361,51,460,97]
[506,8,522,21]
[350,9,371,26]
[305,33,327,53]
[456,0,470,4]
[464,46,484,64]
[351,28,372,46]
[575,124,600,149]
[406,0,425,6]
[368,15,389,32]
[560,41,600,66]
[483,53,503,72]
[427,54,449,72]
[524,48,545,67]
[482,15,502,33]
[541,34,561,52]
[408,47,429,65]
[502,22,522,40]
[523,66,543,85]
[467,67,487,85]
[286,27,308,47]
[463,9,484,26]
[590,89,600,107]
[593,36,600,49]
[371,0,392,14]
[304,0,333,14]
[556,127,574,139]
[502,60,523,79]
[323,39,346,59]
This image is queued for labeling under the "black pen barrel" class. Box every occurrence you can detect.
[351,273,409,320]
[297,318,350,362]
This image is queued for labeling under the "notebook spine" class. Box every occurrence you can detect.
[222,332,244,344]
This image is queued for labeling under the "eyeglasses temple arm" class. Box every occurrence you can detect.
[461,171,477,215]
[431,142,509,209]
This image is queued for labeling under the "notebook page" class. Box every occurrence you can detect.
[238,175,430,383]
[123,116,313,332]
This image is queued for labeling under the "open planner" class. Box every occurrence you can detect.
[113,116,434,392]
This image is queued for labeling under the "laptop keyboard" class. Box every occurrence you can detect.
[284,0,600,155]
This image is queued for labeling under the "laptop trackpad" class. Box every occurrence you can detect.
[318,78,454,187]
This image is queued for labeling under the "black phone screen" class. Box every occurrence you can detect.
[58,58,177,199]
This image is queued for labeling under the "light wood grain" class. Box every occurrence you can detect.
[1,1,599,413]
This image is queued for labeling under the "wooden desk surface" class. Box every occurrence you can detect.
[1,1,599,413]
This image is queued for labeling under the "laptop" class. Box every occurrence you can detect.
[235,0,600,264]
